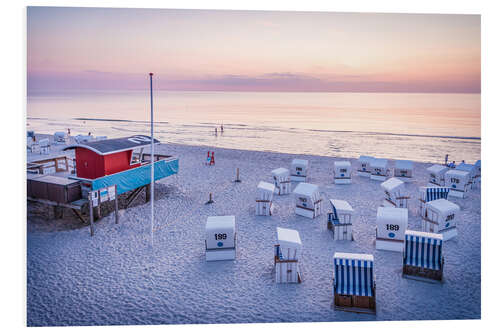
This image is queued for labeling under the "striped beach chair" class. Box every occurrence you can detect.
[419,186,450,217]
[403,230,444,282]
[333,252,376,314]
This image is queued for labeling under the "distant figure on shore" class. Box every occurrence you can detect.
[449,161,456,168]
[67,128,71,136]
[88,132,92,136]
[221,124,224,133]
[215,127,218,135]
[444,154,449,166]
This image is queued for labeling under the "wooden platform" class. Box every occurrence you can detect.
[27,196,88,223]
[333,304,376,315]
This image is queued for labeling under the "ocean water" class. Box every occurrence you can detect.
[27,90,480,163]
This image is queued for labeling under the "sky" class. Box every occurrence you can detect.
[27,7,481,93]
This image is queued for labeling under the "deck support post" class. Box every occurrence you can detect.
[88,198,95,236]
[114,185,119,224]
[145,184,151,202]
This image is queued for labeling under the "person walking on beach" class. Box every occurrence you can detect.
[215,127,218,135]
[221,123,224,133]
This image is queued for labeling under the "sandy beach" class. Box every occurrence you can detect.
[26,137,481,326]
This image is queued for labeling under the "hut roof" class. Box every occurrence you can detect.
[64,135,160,155]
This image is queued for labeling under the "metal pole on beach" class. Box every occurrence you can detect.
[149,73,155,247]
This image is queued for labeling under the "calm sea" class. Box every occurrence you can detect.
[27,90,481,163]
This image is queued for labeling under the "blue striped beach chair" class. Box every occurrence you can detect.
[419,186,450,217]
[403,230,444,282]
[333,252,376,314]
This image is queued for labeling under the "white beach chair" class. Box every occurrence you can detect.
[357,155,373,177]
[291,159,309,182]
[394,160,414,182]
[381,177,409,209]
[271,167,291,195]
[205,216,236,261]
[275,227,302,283]
[422,198,459,241]
[333,161,352,184]
[256,181,275,216]
[327,199,354,241]
[369,158,390,181]
[39,138,50,154]
[53,132,69,145]
[427,164,448,186]
[293,182,322,219]
[375,207,408,252]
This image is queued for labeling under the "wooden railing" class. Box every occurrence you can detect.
[27,155,73,174]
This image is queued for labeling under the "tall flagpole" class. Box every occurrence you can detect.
[149,73,154,248]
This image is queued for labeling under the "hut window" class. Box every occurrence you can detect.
[130,148,144,165]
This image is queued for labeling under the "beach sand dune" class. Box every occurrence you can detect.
[27,142,481,326]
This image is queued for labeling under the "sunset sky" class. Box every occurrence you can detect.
[27,7,481,93]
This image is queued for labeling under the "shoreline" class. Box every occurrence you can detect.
[27,133,477,166]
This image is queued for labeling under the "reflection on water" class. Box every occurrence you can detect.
[27,91,480,163]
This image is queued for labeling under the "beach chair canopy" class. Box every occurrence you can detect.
[427,164,448,175]
[334,252,374,297]
[370,158,388,169]
[446,169,470,180]
[256,181,275,200]
[277,227,302,250]
[395,160,414,170]
[404,230,443,270]
[329,199,353,216]
[292,159,309,168]
[426,199,460,216]
[276,227,302,260]
[334,161,351,169]
[271,167,290,178]
[456,162,477,175]
[377,206,408,224]
[420,186,450,202]
[381,177,404,193]
[358,155,373,164]
[38,138,50,147]
[293,182,320,199]
[475,160,481,168]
